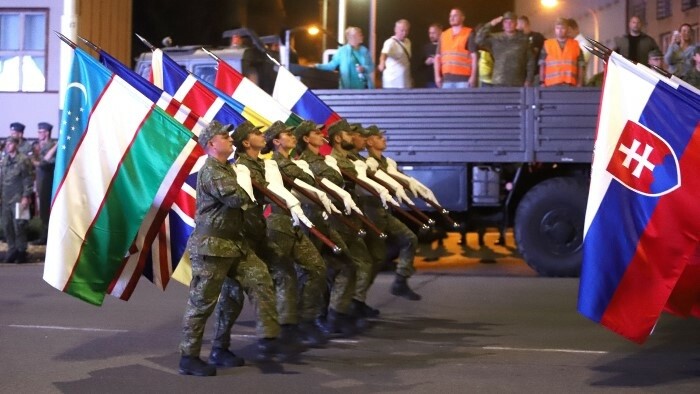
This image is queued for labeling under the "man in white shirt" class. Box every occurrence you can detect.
[378,19,412,88]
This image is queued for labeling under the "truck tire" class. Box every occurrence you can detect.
[514,177,588,277]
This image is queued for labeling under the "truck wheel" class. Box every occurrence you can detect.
[514,177,588,277]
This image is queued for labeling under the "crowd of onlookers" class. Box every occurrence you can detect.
[315,9,699,90]
[0,121,56,264]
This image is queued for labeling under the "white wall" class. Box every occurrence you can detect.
[1,0,62,138]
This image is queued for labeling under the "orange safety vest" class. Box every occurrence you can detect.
[543,38,581,86]
[439,27,473,77]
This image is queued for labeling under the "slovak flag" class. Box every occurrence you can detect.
[578,52,700,344]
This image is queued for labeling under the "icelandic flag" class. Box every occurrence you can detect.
[578,53,700,343]
[272,66,341,127]
[214,58,302,127]
[99,50,206,299]
[43,49,196,305]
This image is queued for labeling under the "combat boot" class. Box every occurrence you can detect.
[298,320,328,348]
[324,308,357,337]
[391,274,422,301]
[15,251,28,264]
[208,347,245,368]
[279,324,308,352]
[350,299,380,318]
[178,355,216,376]
[257,336,305,362]
[3,250,17,264]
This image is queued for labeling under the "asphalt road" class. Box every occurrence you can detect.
[1,232,698,393]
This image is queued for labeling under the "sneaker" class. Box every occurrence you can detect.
[179,355,216,376]
[208,347,244,367]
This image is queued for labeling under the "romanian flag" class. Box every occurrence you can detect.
[214,59,302,127]
[43,49,196,305]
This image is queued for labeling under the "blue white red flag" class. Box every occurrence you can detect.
[272,66,342,127]
[578,53,700,343]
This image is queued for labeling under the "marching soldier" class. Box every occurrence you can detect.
[178,121,287,377]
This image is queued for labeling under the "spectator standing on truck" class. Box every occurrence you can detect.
[434,8,478,89]
[664,23,696,79]
[476,12,535,87]
[647,49,666,71]
[316,27,374,89]
[567,18,594,84]
[613,16,659,66]
[378,19,413,88]
[516,15,545,85]
[539,18,584,87]
[422,23,441,87]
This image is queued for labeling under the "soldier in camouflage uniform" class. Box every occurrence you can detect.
[476,12,536,87]
[178,121,284,377]
[0,136,35,264]
[230,120,323,347]
[328,120,421,304]
[8,122,33,156]
[363,125,421,300]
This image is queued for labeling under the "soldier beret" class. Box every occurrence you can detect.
[502,11,517,20]
[199,120,233,148]
[293,120,324,141]
[326,119,356,143]
[350,123,368,137]
[10,122,25,132]
[38,122,53,131]
[232,120,263,147]
[264,120,295,144]
[365,125,385,138]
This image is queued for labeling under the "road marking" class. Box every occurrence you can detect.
[228,334,358,344]
[7,324,128,333]
[482,346,607,355]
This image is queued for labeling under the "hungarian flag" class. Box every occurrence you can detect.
[578,52,700,343]
[99,50,205,299]
[43,49,196,306]
[214,58,302,127]
[272,66,341,127]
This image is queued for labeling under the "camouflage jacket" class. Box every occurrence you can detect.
[237,152,296,237]
[0,152,34,205]
[272,151,315,186]
[298,149,344,188]
[476,25,535,87]
[187,156,251,257]
[367,152,390,171]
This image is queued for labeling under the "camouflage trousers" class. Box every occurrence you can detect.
[1,202,28,254]
[303,205,357,314]
[360,197,418,279]
[266,227,326,323]
[179,251,278,357]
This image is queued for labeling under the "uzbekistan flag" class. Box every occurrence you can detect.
[99,50,206,299]
[214,58,302,127]
[272,66,341,127]
[578,52,700,343]
[43,49,196,306]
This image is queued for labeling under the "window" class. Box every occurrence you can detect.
[0,9,47,92]
[656,0,672,19]
[681,0,698,11]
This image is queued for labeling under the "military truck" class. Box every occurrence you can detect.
[316,87,600,277]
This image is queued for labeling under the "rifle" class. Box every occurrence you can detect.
[279,173,366,239]
[339,168,430,232]
[366,172,436,226]
[385,171,461,230]
[249,179,341,254]
[315,178,387,239]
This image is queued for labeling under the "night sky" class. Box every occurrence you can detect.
[133,0,514,85]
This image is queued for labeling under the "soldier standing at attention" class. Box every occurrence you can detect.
[8,122,33,156]
[0,136,35,264]
[178,121,282,376]
[31,122,57,245]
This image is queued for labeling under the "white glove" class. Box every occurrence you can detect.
[374,169,414,206]
[386,165,420,196]
[324,155,342,176]
[412,178,439,205]
[352,160,397,209]
[293,178,341,215]
[264,160,284,185]
[385,163,439,204]
[290,204,314,228]
[231,164,256,203]
[379,190,399,209]
[321,177,363,216]
[264,160,302,208]
[365,157,380,172]
[292,159,315,178]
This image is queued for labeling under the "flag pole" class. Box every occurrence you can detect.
[54,30,77,49]
[135,33,157,51]
[77,36,101,52]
